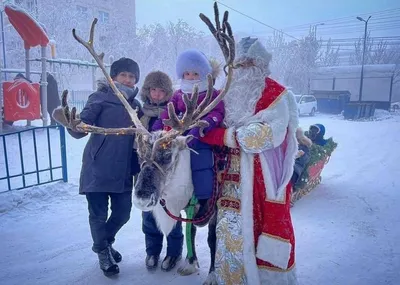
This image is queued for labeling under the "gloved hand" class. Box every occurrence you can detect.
[190,117,216,138]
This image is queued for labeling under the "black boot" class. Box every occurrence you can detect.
[145,255,159,271]
[161,255,182,272]
[97,247,119,277]
[109,245,122,263]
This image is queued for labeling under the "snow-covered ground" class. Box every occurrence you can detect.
[1,112,400,285]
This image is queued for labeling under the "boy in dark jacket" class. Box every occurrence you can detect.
[139,71,183,272]
[55,58,142,277]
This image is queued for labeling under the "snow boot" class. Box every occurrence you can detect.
[97,247,119,277]
[109,245,122,263]
[161,255,182,272]
[145,255,159,271]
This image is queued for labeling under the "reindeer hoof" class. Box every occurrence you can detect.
[203,271,218,285]
[177,258,199,276]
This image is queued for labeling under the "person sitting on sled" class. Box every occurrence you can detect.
[291,127,313,187]
[308,123,328,146]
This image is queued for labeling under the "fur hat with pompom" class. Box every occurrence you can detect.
[176,49,212,80]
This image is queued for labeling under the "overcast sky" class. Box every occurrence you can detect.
[136,0,400,40]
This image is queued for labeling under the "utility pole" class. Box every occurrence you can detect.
[356,15,371,102]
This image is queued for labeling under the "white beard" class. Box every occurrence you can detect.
[224,66,267,127]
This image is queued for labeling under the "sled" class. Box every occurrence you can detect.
[291,155,331,206]
[291,138,337,206]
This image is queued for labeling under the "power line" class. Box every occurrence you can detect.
[214,1,400,43]
[214,0,300,40]
[320,36,400,41]
[281,7,400,30]
[282,18,400,34]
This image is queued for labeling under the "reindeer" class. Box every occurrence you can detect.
[53,3,235,284]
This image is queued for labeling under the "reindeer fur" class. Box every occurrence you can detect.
[151,148,193,236]
[133,135,194,236]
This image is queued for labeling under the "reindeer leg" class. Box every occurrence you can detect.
[178,223,199,276]
[203,212,218,285]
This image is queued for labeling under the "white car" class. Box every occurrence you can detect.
[295,95,318,116]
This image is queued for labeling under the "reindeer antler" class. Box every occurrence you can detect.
[157,2,235,144]
[53,19,150,136]
[200,2,235,75]
[54,90,147,135]
[72,19,150,135]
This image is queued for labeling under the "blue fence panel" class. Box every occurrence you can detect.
[0,125,68,192]
[68,90,91,112]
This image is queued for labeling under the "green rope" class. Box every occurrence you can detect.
[185,196,198,259]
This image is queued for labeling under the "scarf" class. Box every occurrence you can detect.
[180,79,209,93]
[140,102,167,130]
[114,81,138,100]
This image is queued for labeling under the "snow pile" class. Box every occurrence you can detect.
[372,109,393,121]
[0,181,76,214]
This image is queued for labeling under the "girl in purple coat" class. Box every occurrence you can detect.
[153,49,224,224]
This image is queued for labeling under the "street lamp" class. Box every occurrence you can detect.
[356,15,371,102]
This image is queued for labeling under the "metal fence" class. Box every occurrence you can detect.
[67,90,92,112]
[0,125,68,192]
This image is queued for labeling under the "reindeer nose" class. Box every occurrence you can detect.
[135,188,152,200]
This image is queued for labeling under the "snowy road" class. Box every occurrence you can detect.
[1,113,400,285]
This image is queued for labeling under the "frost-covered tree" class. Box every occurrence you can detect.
[266,30,321,93]
[319,39,340,67]
[132,19,206,84]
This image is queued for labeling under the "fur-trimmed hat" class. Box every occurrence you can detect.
[176,49,212,80]
[110,57,140,83]
[236,37,272,75]
[140,71,173,104]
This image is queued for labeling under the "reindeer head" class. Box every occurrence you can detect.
[52,2,235,212]
[132,131,192,210]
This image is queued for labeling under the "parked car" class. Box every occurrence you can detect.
[295,95,318,116]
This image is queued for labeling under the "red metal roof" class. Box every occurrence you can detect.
[5,5,49,49]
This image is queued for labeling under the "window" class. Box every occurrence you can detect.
[14,0,34,11]
[76,5,88,17]
[27,0,34,10]
[98,11,109,23]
